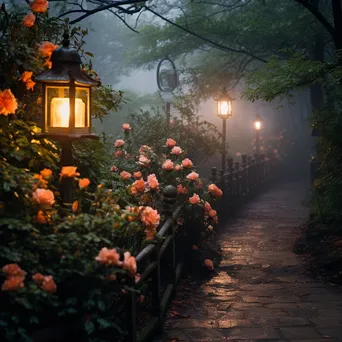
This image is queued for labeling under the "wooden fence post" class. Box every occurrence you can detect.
[241,154,247,196]
[211,167,217,184]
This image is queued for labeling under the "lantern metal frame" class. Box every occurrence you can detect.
[254,114,263,156]
[215,87,234,173]
[33,31,100,141]
[215,87,233,119]
[33,31,101,205]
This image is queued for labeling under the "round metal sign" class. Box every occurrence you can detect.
[156,57,179,92]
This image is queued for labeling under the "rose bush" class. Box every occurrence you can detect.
[0,4,223,341]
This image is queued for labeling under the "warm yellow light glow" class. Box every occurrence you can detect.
[217,100,232,118]
[255,120,261,130]
[50,97,85,128]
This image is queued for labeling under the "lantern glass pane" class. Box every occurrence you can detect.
[46,86,89,130]
[46,86,69,128]
[217,100,232,118]
[255,121,261,130]
[76,87,90,128]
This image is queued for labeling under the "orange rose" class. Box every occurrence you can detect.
[36,210,48,224]
[144,227,156,240]
[59,166,80,179]
[189,193,200,205]
[171,146,183,155]
[208,184,223,197]
[138,155,150,167]
[32,188,55,208]
[177,184,188,194]
[186,171,199,181]
[120,171,132,180]
[72,200,79,213]
[174,164,182,171]
[147,174,159,190]
[182,158,193,168]
[166,138,176,147]
[1,276,25,291]
[132,179,145,193]
[122,251,137,276]
[95,247,121,266]
[162,159,174,170]
[40,168,52,178]
[22,13,36,27]
[140,206,160,228]
[203,201,212,212]
[30,0,49,13]
[2,264,26,277]
[32,272,45,285]
[133,171,142,179]
[114,139,125,148]
[114,150,124,158]
[0,89,18,116]
[208,209,217,218]
[122,123,131,131]
[41,275,56,294]
[39,41,57,57]
[79,178,90,189]
[20,71,33,83]
[204,259,214,271]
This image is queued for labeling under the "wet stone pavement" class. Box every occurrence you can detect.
[154,181,342,341]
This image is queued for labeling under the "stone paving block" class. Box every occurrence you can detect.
[279,326,322,339]
[286,308,318,317]
[309,317,342,329]
[316,328,342,339]
[217,319,251,328]
[153,183,342,342]
[217,327,281,339]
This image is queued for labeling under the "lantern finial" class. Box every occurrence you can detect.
[62,31,70,48]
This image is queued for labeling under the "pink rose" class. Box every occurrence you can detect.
[162,159,174,170]
[110,165,118,172]
[174,164,182,171]
[186,171,199,181]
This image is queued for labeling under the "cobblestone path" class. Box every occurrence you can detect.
[154,181,342,341]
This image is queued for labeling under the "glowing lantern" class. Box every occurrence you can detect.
[216,87,233,119]
[34,31,100,137]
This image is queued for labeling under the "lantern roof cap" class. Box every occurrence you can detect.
[216,87,233,102]
[33,31,100,87]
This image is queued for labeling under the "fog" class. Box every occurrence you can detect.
[80,4,314,181]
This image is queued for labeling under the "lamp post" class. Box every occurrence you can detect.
[156,57,179,129]
[34,31,100,204]
[254,114,262,157]
[216,87,233,173]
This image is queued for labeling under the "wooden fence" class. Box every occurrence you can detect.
[126,153,276,342]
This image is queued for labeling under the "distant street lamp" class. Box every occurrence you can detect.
[34,31,100,204]
[254,114,262,156]
[156,57,179,128]
[216,87,233,173]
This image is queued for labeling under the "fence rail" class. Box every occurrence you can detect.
[126,153,276,342]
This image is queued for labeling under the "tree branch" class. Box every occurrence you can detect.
[295,0,335,38]
[144,5,268,63]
